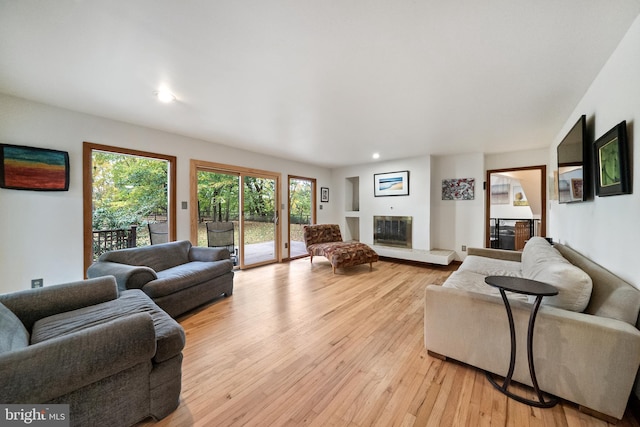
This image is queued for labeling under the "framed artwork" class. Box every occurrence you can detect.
[490,183,510,204]
[442,178,475,200]
[320,187,329,203]
[513,185,528,206]
[374,171,409,197]
[594,121,631,196]
[550,171,558,201]
[570,178,583,200]
[0,144,70,191]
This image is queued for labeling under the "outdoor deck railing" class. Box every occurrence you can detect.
[92,226,137,260]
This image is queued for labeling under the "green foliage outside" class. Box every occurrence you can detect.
[92,152,168,230]
[197,171,239,222]
[92,158,313,252]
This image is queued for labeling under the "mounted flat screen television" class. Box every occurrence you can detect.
[557,115,590,203]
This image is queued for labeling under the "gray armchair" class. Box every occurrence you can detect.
[0,276,185,426]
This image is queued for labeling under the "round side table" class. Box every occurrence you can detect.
[484,275,559,408]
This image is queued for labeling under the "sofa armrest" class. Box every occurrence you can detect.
[424,285,640,419]
[0,312,156,403]
[87,261,157,291]
[189,246,230,262]
[0,277,119,332]
[467,247,522,262]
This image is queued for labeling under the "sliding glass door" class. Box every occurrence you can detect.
[191,160,281,269]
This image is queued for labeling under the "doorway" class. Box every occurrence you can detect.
[191,160,281,269]
[485,165,546,250]
[288,176,316,259]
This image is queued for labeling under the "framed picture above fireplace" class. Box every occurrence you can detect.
[374,170,409,197]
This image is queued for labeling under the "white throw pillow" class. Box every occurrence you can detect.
[522,237,592,312]
[527,262,593,312]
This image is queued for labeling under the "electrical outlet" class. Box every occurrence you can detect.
[461,245,467,252]
[31,278,43,288]
[284,242,288,249]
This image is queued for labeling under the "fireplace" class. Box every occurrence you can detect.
[373,216,412,248]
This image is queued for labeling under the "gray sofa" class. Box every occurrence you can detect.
[0,276,185,426]
[424,237,640,421]
[87,240,234,318]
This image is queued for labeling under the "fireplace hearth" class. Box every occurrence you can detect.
[373,216,412,248]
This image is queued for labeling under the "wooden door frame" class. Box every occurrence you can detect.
[484,165,546,248]
[83,142,177,275]
[190,159,282,268]
[287,175,317,261]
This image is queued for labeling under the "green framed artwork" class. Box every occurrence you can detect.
[594,121,630,197]
[0,144,70,191]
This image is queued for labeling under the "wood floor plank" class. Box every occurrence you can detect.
[137,259,637,427]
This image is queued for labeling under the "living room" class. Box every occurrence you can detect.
[1,1,640,425]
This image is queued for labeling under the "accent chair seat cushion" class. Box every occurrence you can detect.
[309,241,379,270]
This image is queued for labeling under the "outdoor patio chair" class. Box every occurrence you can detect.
[206,221,237,265]
[148,221,169,245]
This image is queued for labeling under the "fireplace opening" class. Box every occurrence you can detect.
[373,216,412,248]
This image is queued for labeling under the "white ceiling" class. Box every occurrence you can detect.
[1,1,639,168]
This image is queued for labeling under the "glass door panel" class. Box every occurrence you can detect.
[196,170,240,264]
[288,177,315,259]
[242,175,278,267]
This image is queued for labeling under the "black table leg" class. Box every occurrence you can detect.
[486,290,558,407]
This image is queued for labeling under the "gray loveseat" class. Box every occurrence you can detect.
[0,276,185,426]
[424,237,640,421]
[87,240,234,318]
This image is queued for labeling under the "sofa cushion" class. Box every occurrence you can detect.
[0,302,29,354]
[521,237,592,312]
[99,240,192,272]
[31,290,185,363]
[555,243,640,326]
[520,236,559,277]
[442,270,528,302]
[457,255,523,277]
[144,260,233,299]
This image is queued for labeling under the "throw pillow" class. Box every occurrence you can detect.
[0,302,30,354]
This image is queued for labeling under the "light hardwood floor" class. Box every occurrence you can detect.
[139,259,639,427]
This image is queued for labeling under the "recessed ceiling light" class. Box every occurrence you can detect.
[154,89,176,103]
[372,153,380,159]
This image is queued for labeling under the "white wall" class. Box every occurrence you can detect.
[430,153,485,260]
[549,14,640,288]
[485,148,549,171]
[332,156,431,250]
[0,94,332,293]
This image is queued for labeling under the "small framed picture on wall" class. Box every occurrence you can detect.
[320,187,329,202]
